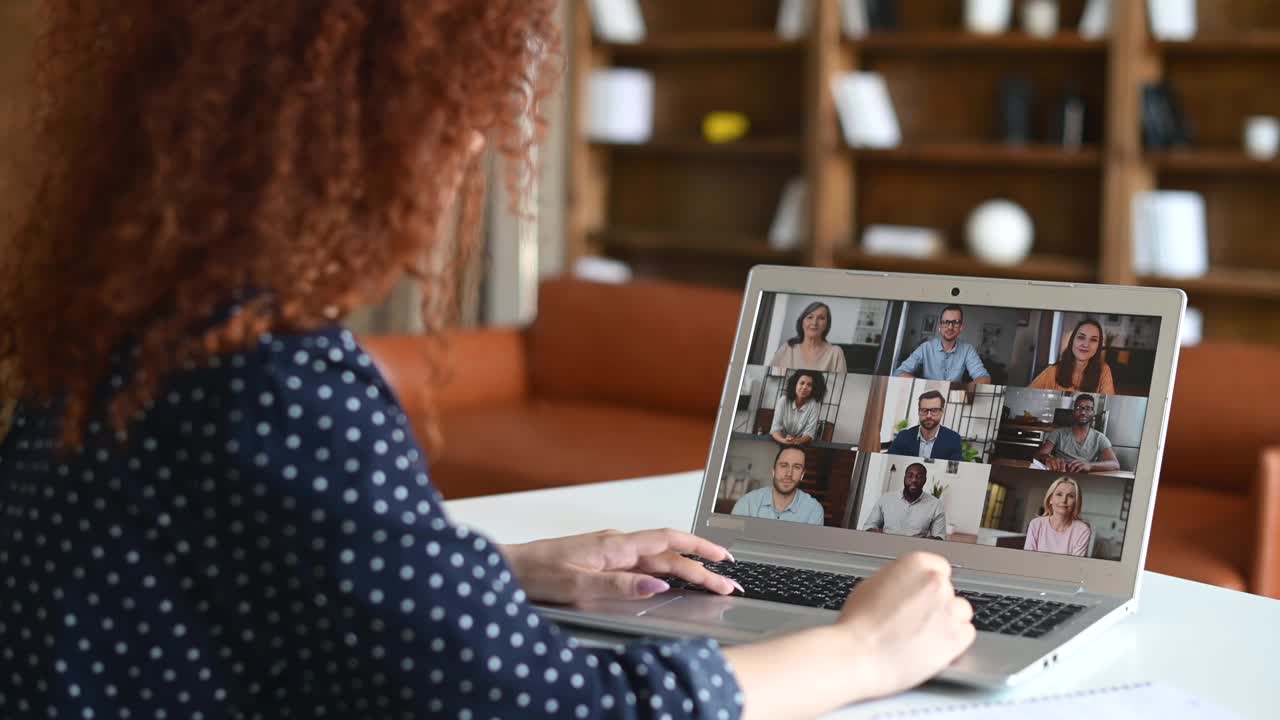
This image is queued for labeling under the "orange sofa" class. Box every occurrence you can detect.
[362,278,740,500]
[361,277,1280,598]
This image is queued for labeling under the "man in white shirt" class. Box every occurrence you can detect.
[861,462,948,540]
[731,445,826,525]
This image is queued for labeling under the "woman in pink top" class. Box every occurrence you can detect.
[1023,477,1092,557]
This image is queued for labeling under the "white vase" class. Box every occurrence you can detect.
[1022,0,1059,37]
[965,0,1014,34]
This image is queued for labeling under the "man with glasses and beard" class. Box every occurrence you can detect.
[862,462,948,540]
[895,305,992,386]
[1035,394,1121,473]
[731,445,826,525]
[888,390,965,461]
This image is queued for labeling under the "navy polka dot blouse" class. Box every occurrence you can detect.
[0,325,744,719]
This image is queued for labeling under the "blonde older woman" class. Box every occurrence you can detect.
[1023,477,1092,557]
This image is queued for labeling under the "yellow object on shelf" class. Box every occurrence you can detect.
[702,111,750,144]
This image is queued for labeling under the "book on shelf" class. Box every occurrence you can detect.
[1049,91,1087,149]
[768,178,809,251]
[1078,0,1111,39]
[586,0,645,44]
[840,0,868,39]
[585,68,654,144]
[831,72,901,149]
[1147,0,1197,41]
[861,225,944,258]
[998,75,1035,145]
[865,0,899,30]
[1131,190,1207,278]
[1141,82,1194,150]
[776,0,813,40]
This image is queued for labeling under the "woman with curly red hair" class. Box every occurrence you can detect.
[0,2,973,718]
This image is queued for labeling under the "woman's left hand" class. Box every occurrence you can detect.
[501,529,743,605]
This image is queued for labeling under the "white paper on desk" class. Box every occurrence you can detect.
[1029,458,1048,470]
[871,681,1243,719]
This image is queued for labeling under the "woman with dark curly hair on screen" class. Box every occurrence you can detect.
[770,370,827,446]
[0,2,973,718]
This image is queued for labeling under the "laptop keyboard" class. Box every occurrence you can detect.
[668,556,865,611]
[668,557,1089,638]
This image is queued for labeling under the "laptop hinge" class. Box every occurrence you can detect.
[727,540,890,575]
[951,566,1088,597]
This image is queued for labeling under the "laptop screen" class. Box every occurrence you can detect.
[715,292,1161,563]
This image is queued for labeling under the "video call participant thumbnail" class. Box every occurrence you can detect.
[770,370,826,446]
[731,445,825,525]
[1030,318,1116,395]
[770,301,848,373]
[1024,477,1092,557]
[861,462,947,540]
[1034,394,1120,474]
[887,390,964,461]
[894,305,991,385]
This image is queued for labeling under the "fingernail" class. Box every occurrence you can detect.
[724,550,736,563]
[728,579,745,594]
[638,577,670,596]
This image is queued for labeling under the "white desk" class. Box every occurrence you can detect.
[446,471,1277,719]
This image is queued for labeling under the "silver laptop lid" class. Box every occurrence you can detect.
[694,267,1185,599]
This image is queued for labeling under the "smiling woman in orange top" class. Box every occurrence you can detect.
[1029,318,1116,395]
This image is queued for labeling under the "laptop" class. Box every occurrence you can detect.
[537,267,1184,688]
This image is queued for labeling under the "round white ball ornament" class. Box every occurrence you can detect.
[965,199,1034,266]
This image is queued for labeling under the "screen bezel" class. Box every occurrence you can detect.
[693,266,1185,598]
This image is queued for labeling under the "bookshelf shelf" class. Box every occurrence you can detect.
[1149,150,1280,175]
[1140,269,1280,301]
[593,137,803,158]
[1157,35,1280,56]
[593,227,803,264]
[854,32,1107,54]
[852,143,1103,170]
[837,250,1095,283]
[601,33,804,55]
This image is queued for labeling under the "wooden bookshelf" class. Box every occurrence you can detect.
[838,250,1095,283]
[1157,35,1280,56]
[604,33,804,55]
[593,137,803,158]
[568,0,1280,345]
[855,31,1106,54]
[593,226,802,263]
[1150,150,1280,175]
[1140,269,1280,301]
[851,143,1102,169]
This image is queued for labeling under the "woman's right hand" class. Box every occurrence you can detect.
[724,552,976,719]
[835,552,976,700]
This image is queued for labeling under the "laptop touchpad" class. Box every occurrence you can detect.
[641,593,822,633]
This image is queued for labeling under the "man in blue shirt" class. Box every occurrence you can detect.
[894,305,992,386]
[888,390,965,461]
[731,445,826,525]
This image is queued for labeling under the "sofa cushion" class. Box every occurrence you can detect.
[1163,342,1280,495]
[1145,485,1252,591]
[429,400,717,499]
[526,278,741,418]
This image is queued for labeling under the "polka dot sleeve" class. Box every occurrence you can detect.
[221,328,747,718]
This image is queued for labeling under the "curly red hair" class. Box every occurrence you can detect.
[1,0,561,445]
